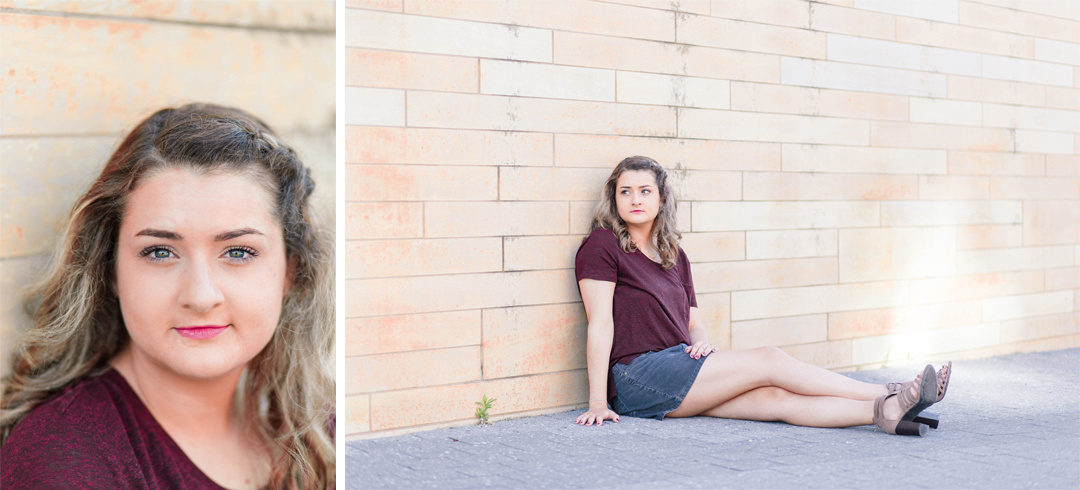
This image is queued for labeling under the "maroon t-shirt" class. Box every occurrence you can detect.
[1,369,226,489]
[575,228,697,401]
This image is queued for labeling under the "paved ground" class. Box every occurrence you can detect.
[346,348,1080,489]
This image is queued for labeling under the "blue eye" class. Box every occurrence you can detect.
[140,246,176,262]
[223,247,258,262]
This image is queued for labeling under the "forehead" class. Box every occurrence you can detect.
[616,169,658,188]
[121,167,279,234]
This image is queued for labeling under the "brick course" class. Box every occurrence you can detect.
[342,0,1080,438]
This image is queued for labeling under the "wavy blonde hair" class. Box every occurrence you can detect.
[589,156,682,269]
[0,104,334,488]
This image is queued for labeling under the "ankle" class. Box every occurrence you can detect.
[881,394,899,420]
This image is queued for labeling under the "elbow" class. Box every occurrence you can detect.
[585,319,614,340]
[586,318,613,332]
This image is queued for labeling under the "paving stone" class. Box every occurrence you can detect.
[346,349,1080,489]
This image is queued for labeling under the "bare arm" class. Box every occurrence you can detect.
[684,306,718,359]
[575,278,620,426]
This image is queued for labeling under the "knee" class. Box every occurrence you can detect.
[755,386,791,403]
[752,387,796,419]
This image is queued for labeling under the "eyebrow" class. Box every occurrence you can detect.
[214,228,264,241]
[135,229,182,240]
[618,184,655,189]
[134,228,264,241]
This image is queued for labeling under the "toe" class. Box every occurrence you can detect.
[937,365,950,397]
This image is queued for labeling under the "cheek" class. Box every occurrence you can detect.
[647,193,662,209]
[228,260,288,325]
[115,256,175,328]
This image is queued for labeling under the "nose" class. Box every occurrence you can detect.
[179,258,224,313]
[631,191,642,205]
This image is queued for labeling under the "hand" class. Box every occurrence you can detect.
[685,340,717,360]
[575,402,620,426]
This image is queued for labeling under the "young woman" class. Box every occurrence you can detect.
[574,156,950,435]
[1,104,334,488]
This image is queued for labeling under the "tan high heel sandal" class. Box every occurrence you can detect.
[884,362,952,429]
[874,364,937,436]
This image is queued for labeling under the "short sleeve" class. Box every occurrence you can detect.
[575,229,620,283]
[679,248,698,308]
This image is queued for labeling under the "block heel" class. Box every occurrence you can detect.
[914,411,939,429]
[895,420,929,436]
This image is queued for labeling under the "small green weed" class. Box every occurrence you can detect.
[475,394,497,424]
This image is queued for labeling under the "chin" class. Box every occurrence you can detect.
[165,351,252,381]
[622,214,654,225]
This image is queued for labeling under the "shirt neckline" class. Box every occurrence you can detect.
[104,368,234,489]
[633,246,663,266]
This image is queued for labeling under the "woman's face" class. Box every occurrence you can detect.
[114,167,289,381]
[615,169,662,229]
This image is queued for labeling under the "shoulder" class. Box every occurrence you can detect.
[9,371,123,438]
[577,228,623,260]
[576,229,623,281]
[2,371,135,486]
[579,228,620,253]
[584,228,618,244]
[676,246,694,271]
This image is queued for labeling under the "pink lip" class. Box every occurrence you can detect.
[175,325,229,340]
[631,210,644,213]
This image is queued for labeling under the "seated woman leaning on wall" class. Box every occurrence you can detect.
[1,104,334,489]
[574,155,951,436]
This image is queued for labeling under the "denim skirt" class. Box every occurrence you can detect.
[610,344,707,420]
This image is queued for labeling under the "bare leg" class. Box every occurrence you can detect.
[670,347,886,415]
[682,386,876,427]
[668,346,890,419]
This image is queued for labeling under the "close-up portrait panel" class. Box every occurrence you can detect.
[0,2,335,488]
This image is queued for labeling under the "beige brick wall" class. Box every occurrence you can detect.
[344,0,1079,438]
[0,2,335,377]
